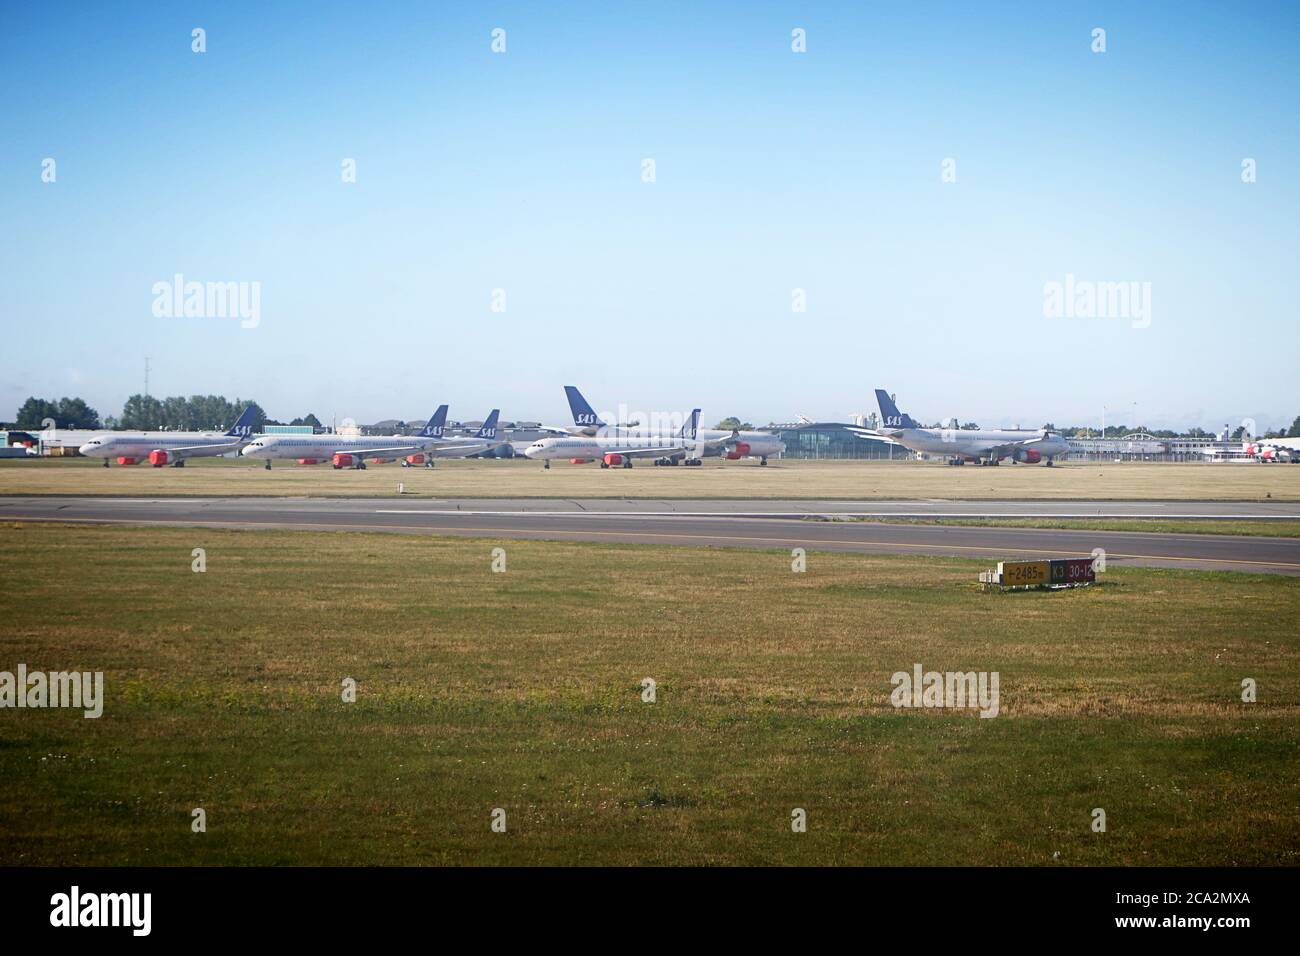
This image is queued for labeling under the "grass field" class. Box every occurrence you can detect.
[3,456,1300,500]
[879,518,1300,537]
[1,522,1296,866]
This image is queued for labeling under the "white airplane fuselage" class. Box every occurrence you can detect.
[523,432,701,461]
[79,431,249,460]
[884,427,1070,462]
[240,434,447,460]
[570,425,783,460]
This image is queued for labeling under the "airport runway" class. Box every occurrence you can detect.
[2,496,1298,574]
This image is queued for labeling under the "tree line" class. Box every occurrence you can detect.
[10,395,324,432]
[10,398,1300,440]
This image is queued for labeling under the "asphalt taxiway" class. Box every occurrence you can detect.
[2,496,1297,574]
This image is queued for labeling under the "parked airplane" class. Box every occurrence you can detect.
[78,406,259,467]
[524,409,708,468]
[874,389,1070,466]
[240,406,452,469]
[1245,440,1299,463]
[563,386,784,464]
[423,410,502,461]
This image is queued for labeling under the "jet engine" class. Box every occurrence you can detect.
[724,441,752,461]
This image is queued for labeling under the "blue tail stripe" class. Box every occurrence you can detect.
[564,386,605,429]
[874,389,916,429]
[421,404,449,438]
[679,408,700,440]
[225,405,258,438]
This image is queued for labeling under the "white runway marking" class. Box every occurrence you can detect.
[373,509,1300,519]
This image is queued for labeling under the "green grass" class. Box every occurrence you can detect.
[876,517,1300,537]
[4,455,1300,500]
[1,522,1296,866]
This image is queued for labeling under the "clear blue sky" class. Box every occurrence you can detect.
[3,1,1297,431]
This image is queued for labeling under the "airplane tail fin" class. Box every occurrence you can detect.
[679,408,701,441]
[476,410,500,440]
[225,405,258,438]
[420,404,449,439]
[874,389,918,430]
[564,386,605,430]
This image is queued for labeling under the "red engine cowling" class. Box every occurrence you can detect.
[297,458,320,465]
[725,441,752,461]
[1016,447,1042,464]
[116,456,139,466]
[149,450,170,467]
[570,458,592,464]
[603,453,624,467]
[406,454,424,465]
[332,453,355,469]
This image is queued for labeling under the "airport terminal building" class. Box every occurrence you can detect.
[765,422,901,459]
[1066,434,1266,462]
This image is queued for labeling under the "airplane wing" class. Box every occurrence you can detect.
[427,439,490,457]
[332,445,427,458]
[986,436,1047,459]
[610,444,689,459]
[153,440,246,460]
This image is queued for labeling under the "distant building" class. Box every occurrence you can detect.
[365,419,405,435]
[1066,434,1252,461]
[766,422,901,459]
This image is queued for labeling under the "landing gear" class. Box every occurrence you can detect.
[172,460,186,467]
[358,462,367,470]
[102,459,110,468]
[264,460,272,470]
[424,460,435,469]
[759,457,768,466]
[543,459,550,470]
[1045,459,1054,467]
[623,458,633,469]
[683,458,703,467]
